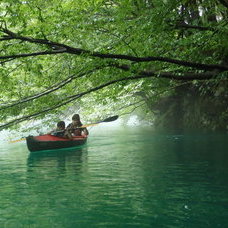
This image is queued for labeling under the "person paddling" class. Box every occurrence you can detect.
[66,114,89,136]
[49,121,71,138]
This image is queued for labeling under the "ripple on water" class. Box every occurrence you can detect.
[0,131,227,227]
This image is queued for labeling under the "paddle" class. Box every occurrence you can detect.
[79,115,119,128]
[9,115,119,143]
[9,138,26,143]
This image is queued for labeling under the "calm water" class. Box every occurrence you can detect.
[0,128,228,227]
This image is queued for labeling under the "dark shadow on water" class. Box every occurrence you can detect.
[27,146,88,176]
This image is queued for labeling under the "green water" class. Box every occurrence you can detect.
[0,128,228,227]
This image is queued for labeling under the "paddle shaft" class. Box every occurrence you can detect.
[9,138,26,143]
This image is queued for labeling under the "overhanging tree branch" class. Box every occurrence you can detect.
[0,60,219,112]
[174,23,217,32]
[0,65,107,111]
[0,70,219,130]
[218,0,228,8]
[138,70,217,80]
[1,27,227,71]
[0,49,66,61]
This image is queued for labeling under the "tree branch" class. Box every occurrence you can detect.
[175,23,216,32]
[0,61,218,112]
[0,70,220,130]
[0,49,66,60]
[138,70,217,80]
[0,66,105,111]
[0,57,16,64]
[1,28,227,71]
[218,0,228,8]
[118,100,145,112]
[0,36,14,41]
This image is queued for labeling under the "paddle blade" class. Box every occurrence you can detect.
[101,115,119,123]
[80,115,119,128]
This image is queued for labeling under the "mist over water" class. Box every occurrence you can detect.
[0,126,227,227]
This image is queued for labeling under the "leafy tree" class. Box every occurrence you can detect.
[0,0,227,131]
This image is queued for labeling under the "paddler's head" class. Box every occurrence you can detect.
[72,114,81,126]
[57,121,65,130]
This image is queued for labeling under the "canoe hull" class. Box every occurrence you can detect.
[26,134,87,152]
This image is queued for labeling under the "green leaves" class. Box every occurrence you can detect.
[0,0,227,131]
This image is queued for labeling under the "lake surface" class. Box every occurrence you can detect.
[0,127,228,227]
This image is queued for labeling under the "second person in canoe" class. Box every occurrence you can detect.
[66,114,89,137]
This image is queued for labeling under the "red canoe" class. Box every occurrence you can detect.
[26,134,87,152]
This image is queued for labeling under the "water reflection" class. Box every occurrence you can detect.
[0,130,227,227]
[27,147,88,176]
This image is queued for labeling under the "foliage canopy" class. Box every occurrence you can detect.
[0,0,227,130]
